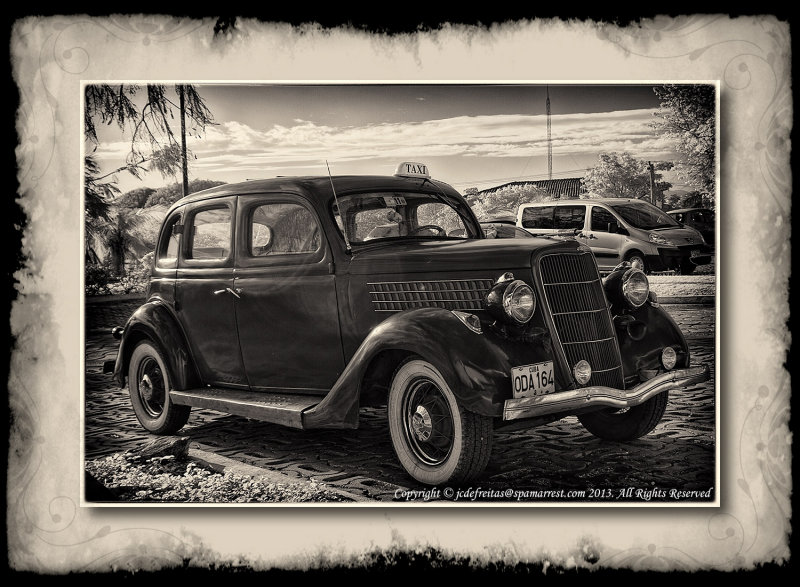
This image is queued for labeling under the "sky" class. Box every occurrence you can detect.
[90,83,693,196]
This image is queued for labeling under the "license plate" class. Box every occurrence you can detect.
[511,361,555,399]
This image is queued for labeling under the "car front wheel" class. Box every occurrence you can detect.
[577,391,668,441]
[388,358,492,486]
[128,341,191,435]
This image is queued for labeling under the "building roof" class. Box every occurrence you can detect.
[477,177,586,199]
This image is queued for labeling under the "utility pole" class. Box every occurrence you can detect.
[546,85,552,181]
[179,84,189,198]
[648,161,656,207]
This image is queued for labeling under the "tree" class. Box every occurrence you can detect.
[651,84,715,197]
[467,184,552,220]
[85,84,214,184]
[581,152,672,200]
[98,209,146,276]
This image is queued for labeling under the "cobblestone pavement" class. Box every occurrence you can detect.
[85,298,717,504]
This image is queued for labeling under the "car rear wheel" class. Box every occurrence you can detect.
[577,391,668,441]
[128,341,191,435]
[388,358,492,486]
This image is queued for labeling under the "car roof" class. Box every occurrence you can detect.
[518,198,648,206]
[166,174,459,215]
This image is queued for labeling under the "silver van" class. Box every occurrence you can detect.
[517,198,711,274]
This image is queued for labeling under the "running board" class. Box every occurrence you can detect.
[169,388,322,429]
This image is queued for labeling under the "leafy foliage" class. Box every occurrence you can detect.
[467,184,553,220]
[84,84,215,181]
[144,178,226,208]
[652,84,716,198]
[581,152,672,200]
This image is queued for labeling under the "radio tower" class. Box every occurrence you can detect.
[546,85,552,180]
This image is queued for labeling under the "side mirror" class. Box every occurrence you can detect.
[607,222,618,234]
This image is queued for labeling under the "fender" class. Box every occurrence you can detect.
[302,307,557,429]
[112,298,201,390]
[614,301,691,384]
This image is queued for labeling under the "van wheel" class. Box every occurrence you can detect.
[577,392,668,441]
[625,252,647,273]
[388,358,492,486]
[128,341,191,435]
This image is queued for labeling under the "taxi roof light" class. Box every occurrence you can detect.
[394,162,431,179]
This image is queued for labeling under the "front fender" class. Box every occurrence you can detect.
[615,301,691,384]
[302,307,556,428]
[112,299,201,390]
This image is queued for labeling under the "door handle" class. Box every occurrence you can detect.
[213,287,242,298]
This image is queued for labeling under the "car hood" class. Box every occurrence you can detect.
[648,226,704,245]
[348,237,577,275]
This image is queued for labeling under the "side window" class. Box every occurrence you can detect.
[156,213,181,268]
[249,202,320,256]
[521,206,554,229]
[591,207,618,232]
[554,205,586,230]
[188,206,232,259]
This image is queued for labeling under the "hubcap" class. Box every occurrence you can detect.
[411,405,433,441]
[402,377,455,466]
[137,357,165,418]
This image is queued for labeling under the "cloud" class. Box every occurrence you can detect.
[92,108,677,185]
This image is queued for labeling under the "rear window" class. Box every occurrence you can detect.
[554,205,585,230]
[520,206,554,229]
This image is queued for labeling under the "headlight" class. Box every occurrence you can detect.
[485,273,536,325]
[573,360,592,385]
[649,233,676,245]
[622,269,649,308]
[661,346,677,370]
[503,280,535,324]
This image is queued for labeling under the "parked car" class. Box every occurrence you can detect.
[667,207,715,248]
[517,199,711,274]
[104,163,709,486]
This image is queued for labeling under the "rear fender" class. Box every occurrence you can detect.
[112,299,201,390]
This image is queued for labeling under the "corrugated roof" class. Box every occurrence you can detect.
[477,177,586,199]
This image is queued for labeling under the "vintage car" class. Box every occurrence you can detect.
[105,162,710,486]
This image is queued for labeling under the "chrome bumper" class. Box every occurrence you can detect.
[502,365,710,421]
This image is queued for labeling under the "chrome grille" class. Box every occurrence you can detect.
[539,252,624,389]
[368,279,494,312]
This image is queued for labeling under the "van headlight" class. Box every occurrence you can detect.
[485,272,536,325]
[649,233,676,245]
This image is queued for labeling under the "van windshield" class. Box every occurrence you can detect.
[609,201,682,230]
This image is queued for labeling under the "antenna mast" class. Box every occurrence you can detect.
[546,85,552,181]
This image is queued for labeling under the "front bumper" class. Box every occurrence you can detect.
[502,365,710,421]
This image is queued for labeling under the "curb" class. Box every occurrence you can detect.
[187,447,371,503]
[85,294,147,304]
[658,295,715,305]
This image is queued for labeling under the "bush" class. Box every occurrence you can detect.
[84,262,113,296]
[85,252,153,296]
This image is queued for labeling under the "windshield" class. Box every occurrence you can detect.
[331,191,478,244]
[609,201,682,230]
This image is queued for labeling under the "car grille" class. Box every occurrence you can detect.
[538,251,625,389]
[368,279,495,312]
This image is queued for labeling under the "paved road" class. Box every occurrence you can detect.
[84,298,717,504]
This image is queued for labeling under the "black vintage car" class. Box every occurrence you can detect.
[105,162,709,486]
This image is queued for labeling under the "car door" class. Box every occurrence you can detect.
[233,194,345,393]
[175,197,248,387]
[585,204,626,272]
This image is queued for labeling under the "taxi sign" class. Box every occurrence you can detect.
[394,162,430,179]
